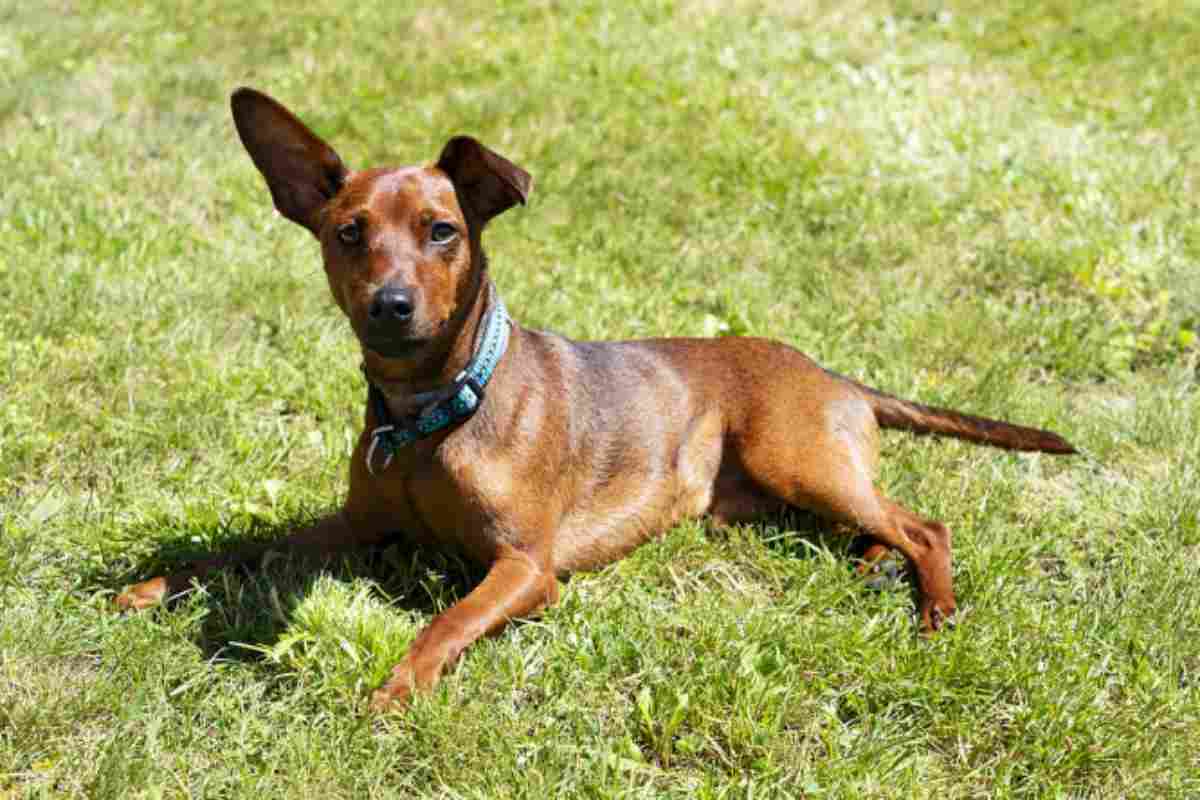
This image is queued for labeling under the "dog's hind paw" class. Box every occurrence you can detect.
[919,599,958,635]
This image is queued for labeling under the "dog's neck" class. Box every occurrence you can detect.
[360,263,495,419]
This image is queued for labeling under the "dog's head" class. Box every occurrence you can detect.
[230,88,530,366]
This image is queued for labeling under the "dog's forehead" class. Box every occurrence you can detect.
[335,166,461,219]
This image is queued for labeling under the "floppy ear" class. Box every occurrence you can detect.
[436,136,532,230]
[230,87,347,235]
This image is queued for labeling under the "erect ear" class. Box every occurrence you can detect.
[230,87,347,235]
[436,136,532,230]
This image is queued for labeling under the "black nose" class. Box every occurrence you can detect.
[368,287,415,324]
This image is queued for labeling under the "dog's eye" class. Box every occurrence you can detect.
[430,221,457,244]
[336,221,362,246]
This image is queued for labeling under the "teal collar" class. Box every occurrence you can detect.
[365,285,511,475]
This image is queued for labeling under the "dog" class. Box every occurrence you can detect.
[116,88,1076,710]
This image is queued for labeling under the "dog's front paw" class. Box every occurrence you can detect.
[114,577,168,610]
[369,670,416,713]
[367,681,415,714]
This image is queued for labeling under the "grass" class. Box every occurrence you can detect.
[2,0,1198,796]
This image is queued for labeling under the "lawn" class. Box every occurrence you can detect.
[2,0,1198,797]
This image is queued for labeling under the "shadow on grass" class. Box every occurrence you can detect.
[737,506,900,567]
[743,507,917,605]
[84,506,916,668]
[81,513,486,664]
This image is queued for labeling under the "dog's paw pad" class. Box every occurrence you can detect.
[858,558,907,591]
[919,602,959,635]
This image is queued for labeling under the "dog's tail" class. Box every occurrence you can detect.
[839,373,1076,454]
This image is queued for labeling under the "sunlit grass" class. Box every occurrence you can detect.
[1,0,1198,797]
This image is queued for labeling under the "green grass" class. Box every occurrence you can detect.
[2,0,1198,796]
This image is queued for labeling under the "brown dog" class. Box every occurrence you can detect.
[116,88,1076,710]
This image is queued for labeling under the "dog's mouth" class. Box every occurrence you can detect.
[363,335,432,358]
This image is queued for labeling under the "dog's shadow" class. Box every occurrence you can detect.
[723,508,916,602]
[86,514,483,664]
[88,509,909,666]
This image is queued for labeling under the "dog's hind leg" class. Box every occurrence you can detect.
[736,394,956,631]
[783,478,956,632]
[863,496,955,630]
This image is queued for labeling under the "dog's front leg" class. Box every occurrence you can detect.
[370,545,557,711]
[115,508,393,610]
[116,435,401,610]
